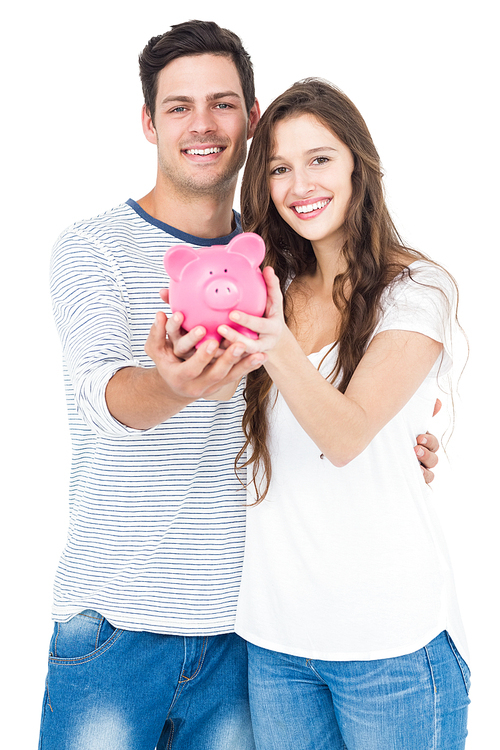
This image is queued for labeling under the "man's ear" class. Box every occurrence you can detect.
[247,99,261,140]
[141,104,158,145]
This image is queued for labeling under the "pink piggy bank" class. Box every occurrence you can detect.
[163,232,267,345]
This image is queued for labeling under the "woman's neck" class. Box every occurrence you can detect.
[307,238,346,292]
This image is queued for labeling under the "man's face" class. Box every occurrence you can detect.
[143,54,259,199]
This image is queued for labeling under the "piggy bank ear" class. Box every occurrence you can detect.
[163,245,200,281]
[227,232,265,268]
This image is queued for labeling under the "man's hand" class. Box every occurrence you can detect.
[105,311,266,430]
[415,399,442,484]
[159,287,229,360]
[146,311,265,401]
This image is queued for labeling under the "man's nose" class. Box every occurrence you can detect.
[189,108,217,135]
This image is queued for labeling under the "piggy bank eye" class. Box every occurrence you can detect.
[209,271,213,275]
[224,269,228,273]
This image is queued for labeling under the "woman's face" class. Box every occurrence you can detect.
[268,114,355,252]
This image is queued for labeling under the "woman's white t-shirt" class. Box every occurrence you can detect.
[235,261,468,664]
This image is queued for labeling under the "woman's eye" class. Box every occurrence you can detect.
[313,156,329,165]
[271,166,289,176]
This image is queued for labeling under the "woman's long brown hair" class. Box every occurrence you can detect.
[237,78,449,503]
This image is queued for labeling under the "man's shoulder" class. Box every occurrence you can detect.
[54,201,243,251]
[58,202,139,241]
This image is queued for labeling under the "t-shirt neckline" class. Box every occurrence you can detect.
[126,198,241,246]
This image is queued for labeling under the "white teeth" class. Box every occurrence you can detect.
[294,199,330,214]
[185,147,223,155]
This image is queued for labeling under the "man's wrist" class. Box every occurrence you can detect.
[105,365,193,429]
[150,365,194,409]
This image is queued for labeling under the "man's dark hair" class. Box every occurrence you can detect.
[139,20,255,124]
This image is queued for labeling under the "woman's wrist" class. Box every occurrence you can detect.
[265,324,301,369]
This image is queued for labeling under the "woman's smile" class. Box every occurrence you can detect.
[290,198,331,217]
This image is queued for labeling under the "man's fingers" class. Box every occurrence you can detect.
[195,341,264,382]
[415,444,438,470]
[175,338,245,381]
[170,340,265,397]
[166,313,210,359]
[144,310,265,401]
[159,288,170,305]
[165,311,184,340]
[417,431,440,455]
[144,320,266,401]
[144,312,168,357]
[421,466,435,485]
[177,338,221,377]
[202,349,267,394]
[174,327,208,357]
[432,398,442,417]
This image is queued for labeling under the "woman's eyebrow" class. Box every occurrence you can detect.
[306,146,338,155]
[270,146,338,162]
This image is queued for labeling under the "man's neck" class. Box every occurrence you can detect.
[137,185,236,240]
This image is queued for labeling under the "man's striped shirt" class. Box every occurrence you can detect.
[50,200,248,635]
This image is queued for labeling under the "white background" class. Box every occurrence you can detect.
[1,1,498,746]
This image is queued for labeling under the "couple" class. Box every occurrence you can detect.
[39,19,469,750]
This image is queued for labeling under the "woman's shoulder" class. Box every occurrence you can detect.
[376,258,458,351]
[386,257,457,303]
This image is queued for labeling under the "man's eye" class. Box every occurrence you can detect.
[215,103,231,109]
[170,106,187,113]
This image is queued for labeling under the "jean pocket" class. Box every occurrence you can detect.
[50,610,120,661]
[446,632,471,696]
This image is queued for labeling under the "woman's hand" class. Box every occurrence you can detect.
[217,267,289,355]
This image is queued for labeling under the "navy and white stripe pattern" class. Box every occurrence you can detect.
[50,201,248,635]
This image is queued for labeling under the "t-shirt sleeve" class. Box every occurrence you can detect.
[50,228,150,436]
[372,262,457,376]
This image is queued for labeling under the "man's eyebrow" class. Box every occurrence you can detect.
[160,95,194,106]
[269,146,338,162]
[160,91,242,106]
[206,91,242,102]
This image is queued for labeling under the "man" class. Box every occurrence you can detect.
[38,20,439,750]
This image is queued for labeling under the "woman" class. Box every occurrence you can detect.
[218,79,470,749]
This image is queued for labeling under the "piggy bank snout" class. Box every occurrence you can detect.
[204,278,241,310]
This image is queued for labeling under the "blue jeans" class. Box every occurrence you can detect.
[247,631,470,750]
[38,610,255,750]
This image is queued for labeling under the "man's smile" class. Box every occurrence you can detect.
[184,146,225,156]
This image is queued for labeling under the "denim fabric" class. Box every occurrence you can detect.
[247,631,470,750]
[38,610,255,750]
